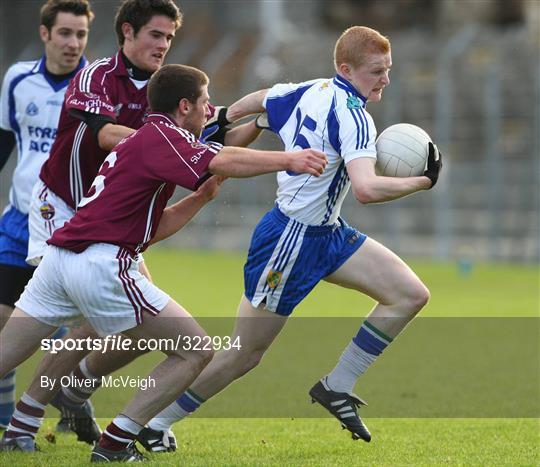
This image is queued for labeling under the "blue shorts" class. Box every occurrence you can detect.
[0,206,31,269]
[244,206,366,316]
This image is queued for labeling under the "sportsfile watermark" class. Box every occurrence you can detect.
[23,317,539,417]
[41,334,241,355]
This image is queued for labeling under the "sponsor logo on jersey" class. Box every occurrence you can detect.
[191,151,207,164]
[40,201,55,220]
[28,126,57,138]
[191,142,208,150]
[128,103,142,110]
[68,98,114,113]
[28,126,57,153]
[26,102,39,116]
[266,270,282,289]
[346,95,362,110]
[46,99,62,106]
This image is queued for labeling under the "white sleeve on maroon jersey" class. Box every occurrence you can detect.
[63,58,117,120]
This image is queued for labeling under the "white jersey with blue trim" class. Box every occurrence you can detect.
[0,56,86,214]
[264,75,377,226]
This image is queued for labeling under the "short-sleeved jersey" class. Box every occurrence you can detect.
[40,51,149,209]
[264,75,377,226]
[0,56,87,213]
[49,113,222,256]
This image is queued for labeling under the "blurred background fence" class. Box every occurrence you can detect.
[1,0,538,262]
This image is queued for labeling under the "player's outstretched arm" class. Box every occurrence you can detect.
[223,119,262,147]
[204,90,269,146]
[208,147,327,178]
[226,89,269,122]
[149,175,225,245]
[347,143,441,204]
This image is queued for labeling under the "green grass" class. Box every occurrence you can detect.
[6,247,540,465]
[3,419,538,465]
[145,248,539,317]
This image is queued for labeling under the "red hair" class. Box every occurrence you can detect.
[334,26,391,70]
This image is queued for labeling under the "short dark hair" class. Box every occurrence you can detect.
[40,0,94,31]
[148,64,209,113]
[115,0,182,46]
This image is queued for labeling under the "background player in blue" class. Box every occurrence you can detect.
[0,0,93,428]
[144,25,442,445]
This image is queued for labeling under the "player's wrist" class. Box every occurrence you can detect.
[421,175,434,190]
[423,167,440,189]
[284,152,295,172]
[214,106,230,126]
[223,107,233,124]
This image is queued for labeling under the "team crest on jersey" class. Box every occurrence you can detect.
[346,96,362,110]
[39,201,55,220]
[266,270,282,289]
[26,102,39,116]
[319,82,329,91]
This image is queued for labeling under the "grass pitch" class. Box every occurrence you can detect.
[145,248,539,318]
[2,418,538,466]
[7,247,540,465]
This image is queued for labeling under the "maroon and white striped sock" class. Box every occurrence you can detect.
[4,393,45,440]
[62,358,101,405]
[99,415,142,451]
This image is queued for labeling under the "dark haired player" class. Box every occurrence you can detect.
[27,0,185,266]
[6,0,256,450]
[1,0,184,449]
[0,63,327,462]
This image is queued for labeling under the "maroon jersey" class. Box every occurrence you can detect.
[40,51,149,209]
[49,113,222,256]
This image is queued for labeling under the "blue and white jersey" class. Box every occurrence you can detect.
[264,75,377,226]
[0,56,86,214]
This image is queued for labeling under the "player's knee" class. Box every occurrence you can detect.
[238,348,265,374]
[198,346,215,366]
[184,345,214,370]
[406,282,430,313]
[163,331,215,364]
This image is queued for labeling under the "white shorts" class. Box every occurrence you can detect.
[16,244,170,336]
[27,181,75,266]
